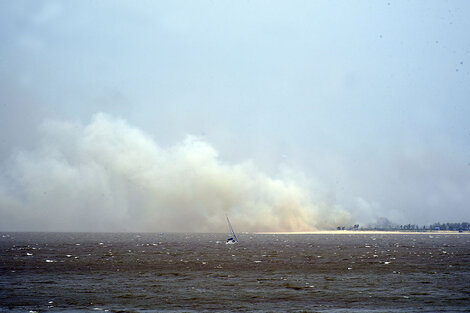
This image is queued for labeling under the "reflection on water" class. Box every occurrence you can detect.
[1,232,469,312]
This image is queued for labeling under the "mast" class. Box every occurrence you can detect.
[226,215,238,242]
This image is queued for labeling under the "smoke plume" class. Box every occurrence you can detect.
[0,113,353,232]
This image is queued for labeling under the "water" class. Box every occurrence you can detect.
[1,232,469,312]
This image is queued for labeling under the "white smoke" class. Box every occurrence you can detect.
[0,113,353,232]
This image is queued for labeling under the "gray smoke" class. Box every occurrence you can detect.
[0,113,353,232]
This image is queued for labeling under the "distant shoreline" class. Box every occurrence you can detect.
[255,230,469,235]
[1,230,468,235]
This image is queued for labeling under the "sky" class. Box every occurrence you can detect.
[0,0,469,232]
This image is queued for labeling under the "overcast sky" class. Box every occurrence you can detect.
[0,1,469,232]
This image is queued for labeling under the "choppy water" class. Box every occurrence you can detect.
[1,232,469,312]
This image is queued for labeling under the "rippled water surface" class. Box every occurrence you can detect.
[1,232,469,312]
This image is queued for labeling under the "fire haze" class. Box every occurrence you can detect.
[0,113,353,232]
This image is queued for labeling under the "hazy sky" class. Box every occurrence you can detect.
[0,1,469,232]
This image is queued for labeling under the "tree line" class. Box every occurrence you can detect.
[428,222,469,231]
[337,221,469,231]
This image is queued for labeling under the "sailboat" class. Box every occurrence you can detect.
[225,215,238,244]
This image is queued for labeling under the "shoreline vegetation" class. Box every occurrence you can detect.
[257,221,470,235]
[256,230,470,235]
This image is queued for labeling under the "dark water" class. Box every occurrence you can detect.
[1,232,469,312]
